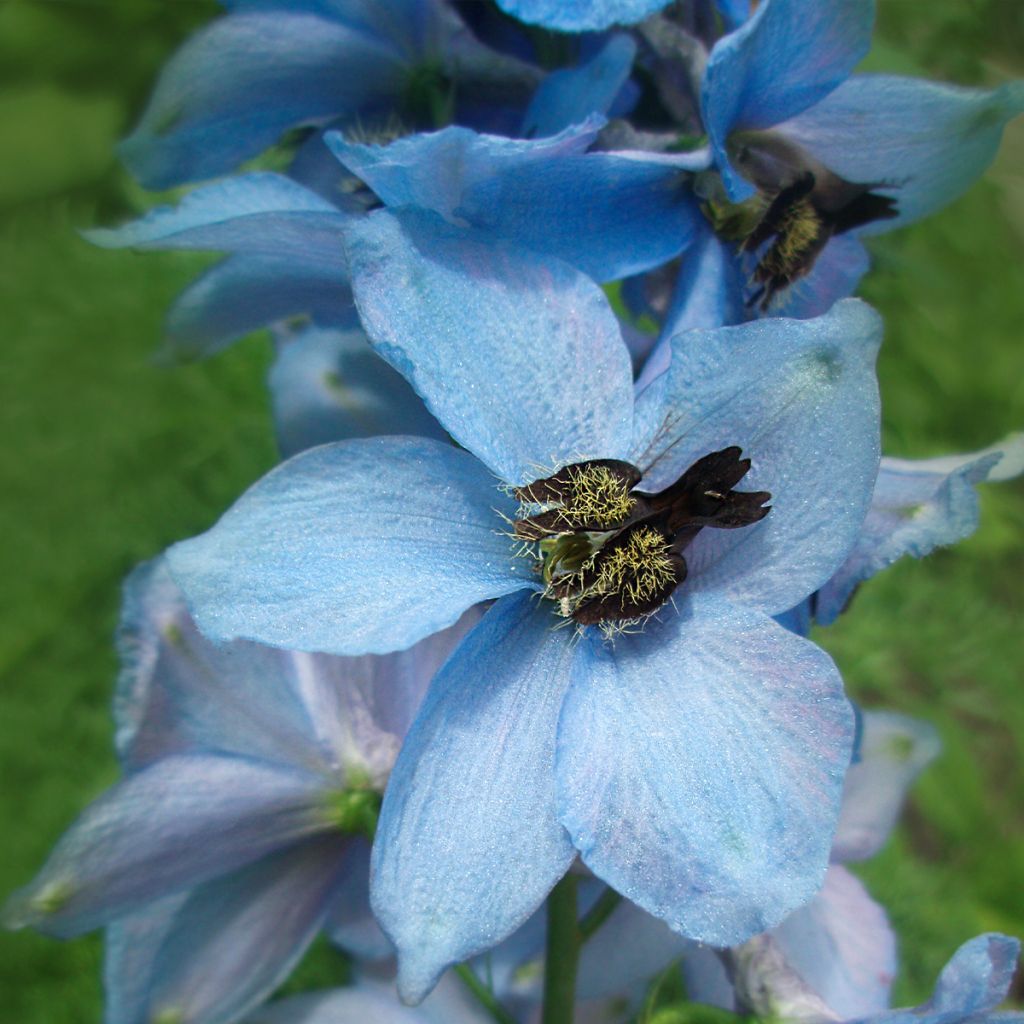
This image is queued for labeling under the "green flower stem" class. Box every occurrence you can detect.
[542,872,581,1024]
[454,965,519,1024]
[579,886,623,943]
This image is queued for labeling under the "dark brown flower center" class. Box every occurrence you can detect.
[513,447,771,631]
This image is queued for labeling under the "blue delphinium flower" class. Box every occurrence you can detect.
[119,0,542,189]
[682,0,1024,318]
[2,558,477,1024]
[165,207,883,1001]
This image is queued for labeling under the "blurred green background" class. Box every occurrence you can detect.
[0,1,1021,1020]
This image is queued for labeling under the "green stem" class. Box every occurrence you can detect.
[454,964,518,1024]
[542,873,580,1024]
[578,887,623,943]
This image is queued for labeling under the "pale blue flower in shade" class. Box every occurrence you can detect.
[3,558,477,1024]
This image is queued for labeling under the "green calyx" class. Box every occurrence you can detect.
[323,777,382,841]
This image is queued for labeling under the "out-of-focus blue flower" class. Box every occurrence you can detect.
[119,0,542,189]
[166,207,882,1002]
[242,976,491,1024]
[691,0,1024,313]
[87,173,356,362]
[493,0,670,32]
[2,558,477,1024]
[777,433,1024,634]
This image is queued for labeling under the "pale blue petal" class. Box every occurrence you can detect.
[522,35,636,138]
[167,436,529,656]
[1,754,329,936]
[924,934,1022,1015]
[119,11,406,188]
[576,898,692,1001]
[114,558,335,775]
[325,119,602,223]
[140,837,349,1024]
[246,976,490,1024]
[772,234,871,319]
[702,0,874,199]
[372,592,576,1003]
[323,838,391,960]
[166,254,356,361]
[682,946,737,1010]
[495,0,671,31]
[87,174,349,268]
[769,865,896,1019]
[777,76,1024,230]
[556,593,854,946]
[105,895,188,1024]
[269,324,446,458]
[344,209,634,485]
[636,227,745,391]
[332,122,699,281]
[460,151,704,282]
[631,299,882,615]
[832,711,941,863]
[815,435,1024,624]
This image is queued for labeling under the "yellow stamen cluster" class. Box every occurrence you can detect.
[586,526,676,608]
[522,463,635,529]
[760,197,821,278]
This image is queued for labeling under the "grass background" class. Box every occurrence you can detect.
[0,1,1021,1020]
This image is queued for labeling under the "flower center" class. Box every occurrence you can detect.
[703,130,899,309]
[513,447,771,632]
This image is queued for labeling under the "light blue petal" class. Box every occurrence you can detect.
[87,174,350,267]
[832,711,941,863]
[269,324,446,458]
[815,434,1024,625]
[576,898,692,1001]
[105,895,188,1024]
[522,34,636,138]
[167,436,529,656]
[166,254,356,361]
[246,976,490,1024]
[140,837,349,1024]
[326,119,602,223]
[682,946,737,1011]
[924,934,1022,1015]
[631,299,882,615]
[556,593,854,947]
[119,11,406,188]
[767,865,896,1019]
[332,121,700,281]
[323,838,391,960]
[495,0,671,31]
[372,592,577,1003]
[344,209,635,485]
[115,558,336,775]
[460,151,704,282]
[702,0,874,199]
[777,76,1024,230]
[1,754,329,936]
[636,226,746,391]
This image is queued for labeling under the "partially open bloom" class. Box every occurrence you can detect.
[166,208,881,1001]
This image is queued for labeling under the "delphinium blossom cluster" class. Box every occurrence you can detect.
[5,2,1024,1023]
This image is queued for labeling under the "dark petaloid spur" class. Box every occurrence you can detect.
[514,447,771,628]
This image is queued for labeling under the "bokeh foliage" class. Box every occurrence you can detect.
[0,1,1021,1020]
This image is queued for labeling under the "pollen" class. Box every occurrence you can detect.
[514,461,637,539]
[558,464,635,528]
[586,526,677,608]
